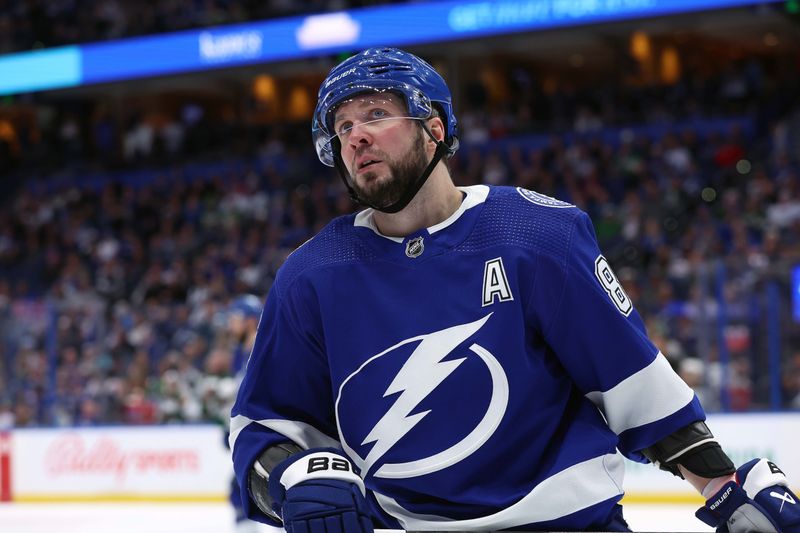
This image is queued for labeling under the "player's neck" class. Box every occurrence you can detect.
[372,166,462,238]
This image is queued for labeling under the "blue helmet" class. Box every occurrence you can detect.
[312,47,459,167]
[229,294,262,319]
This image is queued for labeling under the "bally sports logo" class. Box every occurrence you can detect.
[45,433,199,481]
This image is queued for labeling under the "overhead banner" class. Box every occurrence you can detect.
[0,0,778,95]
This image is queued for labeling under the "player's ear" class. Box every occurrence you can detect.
[427,116,445,144]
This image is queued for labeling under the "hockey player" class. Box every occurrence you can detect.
[221,295,264,532]
[227,294,263,376]
[230,48,800,532]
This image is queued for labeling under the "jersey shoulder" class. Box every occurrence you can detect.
[460,185,585,261]
[274,214,376,293]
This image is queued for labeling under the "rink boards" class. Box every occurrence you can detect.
[1,412,798,503]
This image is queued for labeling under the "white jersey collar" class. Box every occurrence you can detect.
[353,185,489,242]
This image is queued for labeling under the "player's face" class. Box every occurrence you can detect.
[333,95,430,209]
[228,313,246,336]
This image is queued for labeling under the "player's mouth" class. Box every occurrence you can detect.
[356,158,383,173]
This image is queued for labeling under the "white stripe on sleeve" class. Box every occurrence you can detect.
[229,415,341,452]
[585,352,695,434]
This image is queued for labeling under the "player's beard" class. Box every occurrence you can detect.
[350,128,429,210]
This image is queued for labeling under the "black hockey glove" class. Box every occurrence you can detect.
[696,459,800,532]
[268,448,374,533]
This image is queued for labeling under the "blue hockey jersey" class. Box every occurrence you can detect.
[230,184,704,531]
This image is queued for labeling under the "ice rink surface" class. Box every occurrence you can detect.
[0,502,713,532]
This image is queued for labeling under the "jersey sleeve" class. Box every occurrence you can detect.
[529,210,705,460]
[229,276,341,524]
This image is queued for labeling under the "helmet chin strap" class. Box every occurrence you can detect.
[332,123,448,214]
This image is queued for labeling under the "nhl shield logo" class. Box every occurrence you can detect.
[405,236,424,258]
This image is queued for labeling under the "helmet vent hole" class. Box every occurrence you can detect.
[368,63,412,74]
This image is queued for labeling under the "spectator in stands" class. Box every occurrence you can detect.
[1,51,799,427]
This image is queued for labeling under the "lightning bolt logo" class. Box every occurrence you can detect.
[356,314,492,476]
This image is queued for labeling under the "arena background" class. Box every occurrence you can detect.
[0,0,799,531]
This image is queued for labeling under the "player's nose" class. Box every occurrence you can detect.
[347,122,373,148]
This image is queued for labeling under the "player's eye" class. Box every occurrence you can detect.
[335,121,353,136]
[369,108,388,120]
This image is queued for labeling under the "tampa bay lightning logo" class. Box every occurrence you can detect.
[335,314,508,479]
[516,187,573,208]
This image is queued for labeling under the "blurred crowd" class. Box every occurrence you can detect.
[2,52,800,428]
[3,55,794,181]
[0,0,408,54]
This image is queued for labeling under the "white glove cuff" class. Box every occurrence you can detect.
[280,451,366,496]
[742,459,789,497]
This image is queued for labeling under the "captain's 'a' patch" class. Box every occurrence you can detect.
[483,257,513,307]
